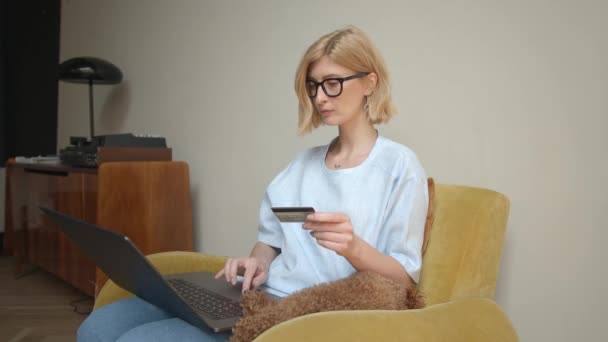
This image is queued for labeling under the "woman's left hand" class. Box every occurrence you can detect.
[302,212,361,259]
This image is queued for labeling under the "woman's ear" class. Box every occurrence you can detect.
[364,73,378,96]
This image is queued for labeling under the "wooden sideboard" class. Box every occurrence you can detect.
[3,159,193,297]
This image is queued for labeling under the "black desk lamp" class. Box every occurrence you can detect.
[58,57,123,141]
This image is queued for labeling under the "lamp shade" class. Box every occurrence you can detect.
[58,57,123,84]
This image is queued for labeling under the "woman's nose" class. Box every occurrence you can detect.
[315,87,329,104]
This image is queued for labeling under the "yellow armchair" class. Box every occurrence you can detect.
[93,183,518,341]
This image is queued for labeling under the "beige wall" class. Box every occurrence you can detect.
[59,1,607,340]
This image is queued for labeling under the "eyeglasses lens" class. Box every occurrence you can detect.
[306,79,342,98]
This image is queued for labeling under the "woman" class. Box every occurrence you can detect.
[78,25,428,342]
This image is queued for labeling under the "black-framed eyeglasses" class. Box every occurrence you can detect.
[306,72,369,98]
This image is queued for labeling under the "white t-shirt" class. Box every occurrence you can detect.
[257,135,428,296]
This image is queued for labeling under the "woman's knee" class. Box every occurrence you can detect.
[77,297,172,342]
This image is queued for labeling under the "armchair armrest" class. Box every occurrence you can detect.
[255,297,518,342]
[93,251,228,310]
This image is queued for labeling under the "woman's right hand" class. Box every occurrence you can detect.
[214,256,269,292]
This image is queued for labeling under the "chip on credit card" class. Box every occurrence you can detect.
[271,207,315,222]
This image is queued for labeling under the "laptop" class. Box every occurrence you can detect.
[40,206,281,333]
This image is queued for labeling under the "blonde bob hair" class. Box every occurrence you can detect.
[294,26,396,135]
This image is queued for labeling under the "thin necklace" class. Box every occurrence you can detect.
[332,130,378,169]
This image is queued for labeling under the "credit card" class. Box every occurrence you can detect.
[271,207,315,222]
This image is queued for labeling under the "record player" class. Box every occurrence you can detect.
[60,133,171,167]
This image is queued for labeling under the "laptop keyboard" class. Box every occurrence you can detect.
[167,278,242,320]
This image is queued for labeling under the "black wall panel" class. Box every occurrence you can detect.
[1,0,60,165]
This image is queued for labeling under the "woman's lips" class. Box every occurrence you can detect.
[320,109,333,116]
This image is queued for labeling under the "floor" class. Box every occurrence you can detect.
[0,256,93,341]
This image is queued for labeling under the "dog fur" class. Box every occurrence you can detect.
[230,271,424,342]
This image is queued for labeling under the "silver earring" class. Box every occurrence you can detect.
[364,96,370,112]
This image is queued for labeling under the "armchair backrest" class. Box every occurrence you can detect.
[418,183,510,305]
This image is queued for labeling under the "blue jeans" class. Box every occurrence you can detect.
[78,297,231,342]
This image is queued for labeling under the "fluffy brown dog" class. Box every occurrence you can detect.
[230,271,424,342]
